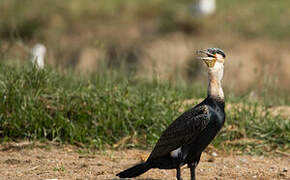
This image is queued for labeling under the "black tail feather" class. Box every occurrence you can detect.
[116,162,151,178]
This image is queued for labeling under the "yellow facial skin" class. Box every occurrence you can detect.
[196,51,225,68]
[204,58,216,68]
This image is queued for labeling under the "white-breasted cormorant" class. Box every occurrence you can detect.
[116,48,227,180]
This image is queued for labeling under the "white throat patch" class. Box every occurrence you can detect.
[208,61,224,99]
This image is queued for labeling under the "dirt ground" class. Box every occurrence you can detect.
[0,142,289,180]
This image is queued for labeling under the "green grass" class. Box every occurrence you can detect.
[0,61,289,154]
[219,103,289,155]
[0,61,190,148]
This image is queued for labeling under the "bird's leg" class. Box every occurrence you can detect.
[188,163,196,180]
[188,153,201,180]
[176,167,183,180]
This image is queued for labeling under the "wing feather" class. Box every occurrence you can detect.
[148,105,210,160]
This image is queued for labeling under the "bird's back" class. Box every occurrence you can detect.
[185,97,225,163]
[147,96,225,168]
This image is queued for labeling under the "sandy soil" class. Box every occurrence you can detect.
[0,142,289,180]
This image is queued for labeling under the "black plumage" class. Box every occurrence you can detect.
[117,48,226,180]
[117,97,225,180]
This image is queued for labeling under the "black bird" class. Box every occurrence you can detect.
[116,48,227,180]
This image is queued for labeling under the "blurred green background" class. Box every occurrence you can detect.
[0,0,289,152]
[1,0,290,95]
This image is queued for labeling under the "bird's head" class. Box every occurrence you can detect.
[196,48,226,82]
[196,48,226,69]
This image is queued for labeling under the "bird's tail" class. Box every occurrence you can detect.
[116,162,151,178]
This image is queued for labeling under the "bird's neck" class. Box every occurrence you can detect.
[207,68,224,100]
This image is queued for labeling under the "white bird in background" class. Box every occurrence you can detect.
[192,0,216,16]
[31,43,46,69]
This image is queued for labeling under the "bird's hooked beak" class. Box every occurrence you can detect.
[196,50,217,68]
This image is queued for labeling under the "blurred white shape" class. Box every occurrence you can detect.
[31,43,46,69]
[211,152,218,157]
[192,0,216,16]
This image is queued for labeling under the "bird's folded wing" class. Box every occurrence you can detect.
[148,105,210,160]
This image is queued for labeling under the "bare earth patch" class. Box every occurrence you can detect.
[0,142,289,180]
